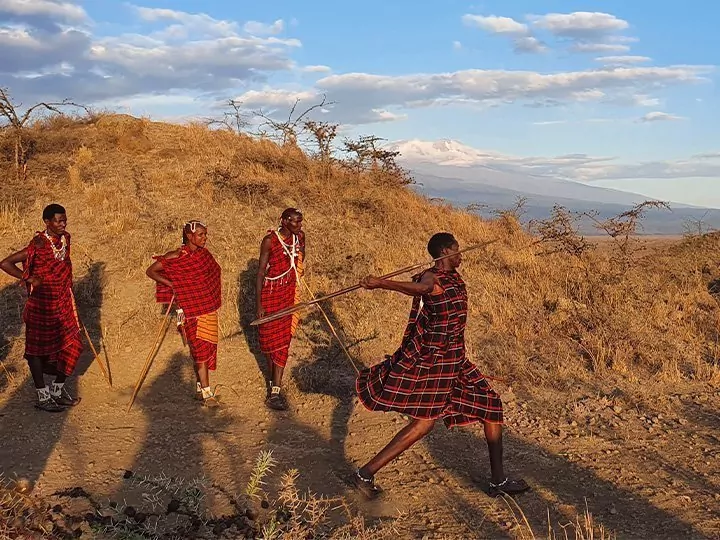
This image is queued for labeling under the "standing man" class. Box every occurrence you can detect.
[256,208,305,411]
[146,220,222,407]
[352,232,529,498]
[0,203,83,412]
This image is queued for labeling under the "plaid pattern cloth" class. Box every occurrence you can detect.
[21,231,83,375]
[258,230,304,368]
[356,268,503,428]
[154,246,222,318]
[183,312,218,370]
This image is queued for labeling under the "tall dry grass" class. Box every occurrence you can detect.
[1,112,719,407]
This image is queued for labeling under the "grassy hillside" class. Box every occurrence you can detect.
[1,113,719,401]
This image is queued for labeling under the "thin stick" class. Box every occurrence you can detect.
[126,297,175,412]
[81,324,111,387]
[250,238,499,326]
[299,277,361,375]
[0,357,14,384]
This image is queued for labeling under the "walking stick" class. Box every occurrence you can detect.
[250,238,500,326]
[126,296,175,412]
[81,324,111,387]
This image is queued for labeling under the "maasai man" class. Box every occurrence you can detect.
[352,233,529,498]
[0,203,83,412]
[256,208,305,411]
[145,220,222,408]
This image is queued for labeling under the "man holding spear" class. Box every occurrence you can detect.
[0,204,83,411]
[351,232,530,498]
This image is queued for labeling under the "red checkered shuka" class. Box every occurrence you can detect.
[21,231,83,375]
[154,246,222,318]
[258,230,304,368]
[356,267,503,428]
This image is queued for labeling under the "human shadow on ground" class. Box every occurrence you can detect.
[0,282,25,393]
[237,258,270,388]
[422,421,707,539]
[0,262,106,487]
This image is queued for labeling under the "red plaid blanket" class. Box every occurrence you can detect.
[154,246,221,318]
[258,231,304,363]
[21,232,82,365]
[356,268,503,428]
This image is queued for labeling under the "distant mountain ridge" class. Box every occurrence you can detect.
[389,139,718,234]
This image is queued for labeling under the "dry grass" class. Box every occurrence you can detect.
[1,112,720,408]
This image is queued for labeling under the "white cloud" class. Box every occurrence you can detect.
[0,0,86,23]
[596,55,651,65]
[300,64,331,73]
[570,42,630,54]
[462,14,528,35]
[513,36,547,54]
[393,139,720,183]
[0,5,303,102]
[530,12,629,38]
[452,40,462,50]
[693,152,720,159]
[243,19,285,36]
[638,111,686,122]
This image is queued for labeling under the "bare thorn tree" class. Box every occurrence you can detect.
[255,94,334,146]
[0,87,89,181]
[303,119,339,179]
[341,134,414,185]
[204,98,251,135]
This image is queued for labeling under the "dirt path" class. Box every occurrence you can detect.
[1,322,718,539]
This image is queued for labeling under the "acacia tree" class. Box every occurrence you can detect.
[342,135,414,185]
[254,95,333,146]
[204,98,251,135]
[0,87,88,181]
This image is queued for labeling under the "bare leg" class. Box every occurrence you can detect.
[26,357,46,388]
[360,418,436,478]
[484,421,505,484]
[270,363,284,388]
[195,362,210,388]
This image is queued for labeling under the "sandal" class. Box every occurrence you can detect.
[202,395,221,408]
[52,388,81,407]
[265,386,288,411]
[35,396,66,412]
[350,470,383,500]
[488,477,530,497]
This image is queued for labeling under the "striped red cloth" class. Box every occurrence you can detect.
[21,231,83,375]
[356,268,503,428]
[183,315,217,370]
[154,246,221,318]
[258,230,304,368]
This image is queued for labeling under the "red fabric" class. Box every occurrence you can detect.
[21,231,82,371]
[26,334,83,376]
[182,317,217,370]
[154,246,221,318]
[356,268,503,428]
[258,231,304,367]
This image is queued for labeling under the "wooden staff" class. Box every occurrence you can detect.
[81,324,111,387]
[250,238,500,326]
[126,296,175,412]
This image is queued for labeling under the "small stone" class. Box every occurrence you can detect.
[613,405,622,414]
[610,508,617,515]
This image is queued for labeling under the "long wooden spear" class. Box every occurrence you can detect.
[126,296,175,412]
[81,324,111,387]
[250,238,499,327]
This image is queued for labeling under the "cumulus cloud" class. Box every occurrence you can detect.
[530,12,629,38]
[569,42,630,54]
[513,36,547,54]
[638,111,686,122]
[596,55,651,65]
[462,14,528,35]
[0,3,305,102]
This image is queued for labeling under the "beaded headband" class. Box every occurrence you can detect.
[184,220,207,232]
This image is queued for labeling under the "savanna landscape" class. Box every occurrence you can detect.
[0,97,718,540]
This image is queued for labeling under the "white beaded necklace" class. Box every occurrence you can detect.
[43,231,67,261]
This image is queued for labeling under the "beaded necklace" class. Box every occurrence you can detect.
[43,231,67,261]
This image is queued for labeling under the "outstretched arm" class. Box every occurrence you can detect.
[360,270,437,297]
[0,248,41,288]
[256,235,272,318]
[145,250,178,289]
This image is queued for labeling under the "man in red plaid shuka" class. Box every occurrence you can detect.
[256,208,305,411]
[146,220,222,407]
[352,233,529,499]
[0,204,83,412]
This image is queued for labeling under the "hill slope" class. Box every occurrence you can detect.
[0,115,719,539]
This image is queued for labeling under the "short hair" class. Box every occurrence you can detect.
[182,219,207,245]
[427,232,457,258]
[281,207,302,220]
[42,203,66,221]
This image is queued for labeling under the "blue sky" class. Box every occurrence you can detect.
[1,1,718,206]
